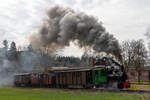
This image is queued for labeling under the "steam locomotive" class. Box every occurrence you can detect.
[14,57,130,89]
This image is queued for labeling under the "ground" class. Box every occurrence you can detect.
[0,87,149,100]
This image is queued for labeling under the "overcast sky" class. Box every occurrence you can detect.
[0,0,150,56]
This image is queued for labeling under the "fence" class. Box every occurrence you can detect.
[127,68,150,84]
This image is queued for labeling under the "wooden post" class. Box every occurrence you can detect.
[138,71,141,84]
[149,71,150,83]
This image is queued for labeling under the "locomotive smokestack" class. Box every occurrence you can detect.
[30,5,121,60]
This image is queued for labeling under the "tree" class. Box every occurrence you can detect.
[3,40,8,51]
[2,40,8,58]
[121,39,148,69]
[27,44,34,52]
[10,41,16,51]
[8,41,17,60]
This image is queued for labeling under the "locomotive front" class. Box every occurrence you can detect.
[91,57,130,89]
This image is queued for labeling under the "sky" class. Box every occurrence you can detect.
[0,0,150,56]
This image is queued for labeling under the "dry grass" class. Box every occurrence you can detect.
[129,84,150,91]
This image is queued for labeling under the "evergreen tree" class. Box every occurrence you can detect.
[8,41,17,60]
[3,40,8,51]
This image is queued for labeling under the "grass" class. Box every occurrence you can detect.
[0,87,149,100]
[129,84,150,91]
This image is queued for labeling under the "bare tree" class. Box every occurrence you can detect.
[121,39,148,69]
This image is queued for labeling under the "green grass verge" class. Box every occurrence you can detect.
[0,87,149,100]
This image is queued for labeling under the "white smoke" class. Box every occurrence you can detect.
[0,44,41,86]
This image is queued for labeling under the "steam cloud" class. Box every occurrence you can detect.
[30,5,121,59]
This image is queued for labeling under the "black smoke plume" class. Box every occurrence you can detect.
[30,5,121,60]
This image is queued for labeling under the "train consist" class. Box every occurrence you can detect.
[14,57,130,89]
